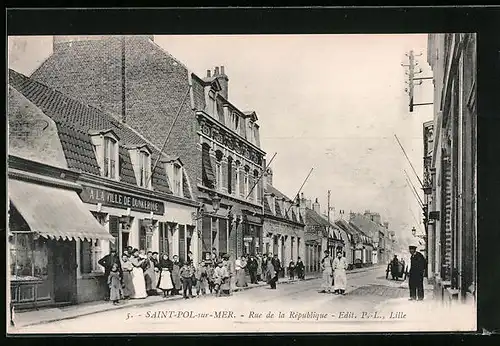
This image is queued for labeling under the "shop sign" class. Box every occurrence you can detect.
[80,185,165,215]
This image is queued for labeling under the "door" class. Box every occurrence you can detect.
[53,240,76,303]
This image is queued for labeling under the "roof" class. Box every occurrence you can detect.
[9,68,177,195]
[263,185,304,225]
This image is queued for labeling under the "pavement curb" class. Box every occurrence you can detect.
[13,265,382,329]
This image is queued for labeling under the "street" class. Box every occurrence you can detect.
[10,266,474,334]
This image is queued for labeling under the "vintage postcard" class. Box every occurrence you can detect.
[7,33,477,334]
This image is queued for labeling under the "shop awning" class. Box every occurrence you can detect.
[8,179,115,242]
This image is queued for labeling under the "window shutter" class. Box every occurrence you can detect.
[222,160,228,193]
[201,145,215,188]
[202,216,212,252]
[219,219,228,254]
[239,170,245,197]
[179,225,186,263]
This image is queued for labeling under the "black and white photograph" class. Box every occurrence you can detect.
[7,30,477,333]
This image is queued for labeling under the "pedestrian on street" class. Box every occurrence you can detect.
[247,255,258,284]
[129,249,147,299]
[288,260,296,280]
[120,253,135,299]
[256,253,263,282]
[180,260,195,299]
[195,261,208,296]
[107,263,123,305]
[266,256,277,289]
[333,250,348,295]
[235,255,248,287]
[144,251,157,296]
[320,250,333,293]
[206,261,216,294]
[157,254,174,298]
[223,254,235,295]
[98,249,121,301]
[214,260,231,297]
[296,257,305,279]
[407,245,426,301]
[210,247,218,263]
[171,255,182,296]
[271,254,282,283]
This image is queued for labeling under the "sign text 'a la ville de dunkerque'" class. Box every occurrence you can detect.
[80,185,165,215]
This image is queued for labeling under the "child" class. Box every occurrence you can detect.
[206,262,215,294]
[213,260,230,297]
[195,261,208,297]
[108,263,123,305]
[179,261,195,299]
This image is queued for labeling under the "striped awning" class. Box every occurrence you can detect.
[8,179,114,242]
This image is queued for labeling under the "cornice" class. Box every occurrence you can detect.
[8,155,80,182]
[9,168,83,191]
[197,183,263,211]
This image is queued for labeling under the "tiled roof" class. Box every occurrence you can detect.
[263,197,272,215]
[182,171,192,199]
[9,68,175,195]
[265,185,295,203]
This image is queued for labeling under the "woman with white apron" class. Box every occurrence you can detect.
[333,250,348,295]
[320,250,333,293]
[129,249,147,299]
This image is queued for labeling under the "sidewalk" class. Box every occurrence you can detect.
[10,264,381,330]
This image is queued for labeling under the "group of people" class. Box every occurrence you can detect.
[320,249,349,295]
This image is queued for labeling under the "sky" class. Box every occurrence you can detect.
[8,34,434,249]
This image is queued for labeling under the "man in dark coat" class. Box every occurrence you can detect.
[407,245,427,301]
[98,249,122,300]
[247,255,258,284]
[271,254,282,283]
[296,257,305,279]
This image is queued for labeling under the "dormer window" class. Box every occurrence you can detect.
[207,90,216,117]
[172,163,182,196]
[138,150,151,188]
[89,129,120,181]
[128,145,152,189]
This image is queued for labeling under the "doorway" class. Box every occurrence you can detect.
[52,240,76,303]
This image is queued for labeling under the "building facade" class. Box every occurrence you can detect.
[262,169,305,276]
[9,69,200,307]
[426,33,477,304]
[349,211,391,264]
[29,35,267,261]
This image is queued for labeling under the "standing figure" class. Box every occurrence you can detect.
[120,253,135,299]
[256,253,263,282]
[143,251,158,296]
[333,250,348,295]
[206,261,216,294]
[320,250,333,293]
[195,261,209,296]
[180,261,195,299]
[288,260,296,280]
[296,257,305,280]
[129,249,147,299]
[223,254,235,295]
[157,254,174,298]
[247,255,258,284]
[98,249,121,301]
[171,255,182,296]
[271,254,282,284]
[266,255,277,289]
[235,255,248,288]
[107,263,123,305]
[213,260,231,297]
[407,245,427,301]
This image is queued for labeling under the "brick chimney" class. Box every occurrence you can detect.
[265,167,273,188]
[312,198,320,214]
[214,65,229,100]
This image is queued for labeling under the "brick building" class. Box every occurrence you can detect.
[262,168,305,276]
[426,33,476,304]
[30,35,266,261]
[9,69,199,308]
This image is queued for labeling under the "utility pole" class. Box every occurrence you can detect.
[401,50,433,112]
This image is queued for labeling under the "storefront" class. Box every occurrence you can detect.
[8,177,114,309]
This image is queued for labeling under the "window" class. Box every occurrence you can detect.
[159,223,169,255]
[253,170,260,202]
[80,239,102,274]
[207,90,216,116]
[140,222,153,252]
[172,163,182,196]
[227,157,233,194]
[215,162,222,191]
[138,150,151,188]
[103,137,118,179]
[10,233,49,280]
[244,166,250,199]
[232,112,240,132]
[248,122,254,143]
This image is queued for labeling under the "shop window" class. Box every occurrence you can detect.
[9,233,49,280]
[80,239,103,274]
[140,223,153,252]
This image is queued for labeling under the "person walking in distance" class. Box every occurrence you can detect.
[333,250,348,295]
[271,254,282,284]
[288,260,296,281]
[320,250,333,293]
[407,245,427,301]
[256,253,263,282]
[296,257,305,280]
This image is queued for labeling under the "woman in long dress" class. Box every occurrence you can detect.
[129,249,147,299]
[157,254,174,297]
[120,253,135,299]
[266,257,277,289]
[235,256,248,288]
[333,250,348,295]
[108,263,123,305]
[320,250,333,293]
[171,255,182,296]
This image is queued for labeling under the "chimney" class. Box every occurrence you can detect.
[214,65,229,99]
[383,221,389,229]
[207,69,211,78]
[305,199,312,210]
[312,198,320,214]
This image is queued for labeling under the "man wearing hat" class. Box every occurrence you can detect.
[320,250,333,293]
[407,245,427,301]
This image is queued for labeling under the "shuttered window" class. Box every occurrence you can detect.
[179,224,186,263]
[202,216,211,253]
[219,219,228,254]
[202,144,215,188]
